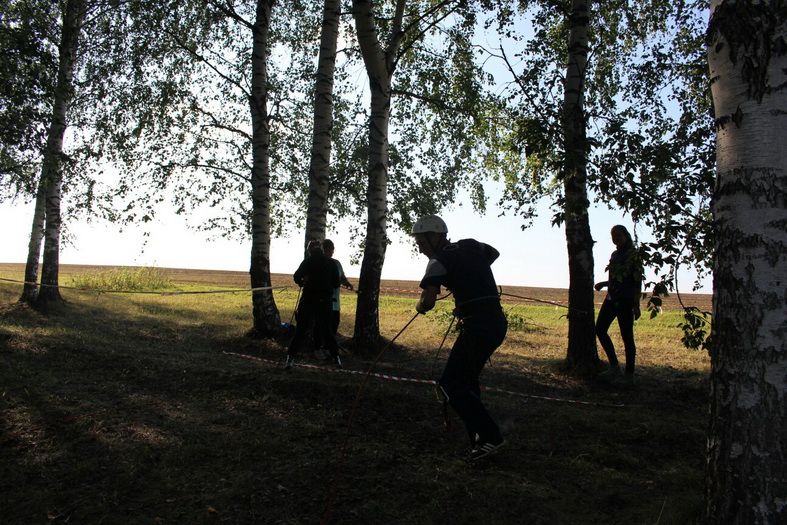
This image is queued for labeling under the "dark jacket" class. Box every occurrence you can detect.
[420,238,501,317]
[606,244,642,302]
[293,253,340,302]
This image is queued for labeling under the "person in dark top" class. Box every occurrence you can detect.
[412,214,507,461]
[594,225,643,384]
[285,240,342,369]
[322,239,354,334]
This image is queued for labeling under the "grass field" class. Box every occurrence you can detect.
[0,264,711,524]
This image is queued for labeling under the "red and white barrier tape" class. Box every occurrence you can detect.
[223,351,627,408]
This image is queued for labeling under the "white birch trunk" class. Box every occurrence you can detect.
[351,0,405,350]
[706,2,787,522]
[20,181,47,303]
[36,0,86,307]
[304,0,341,247]
[561,0,598,371]
[248,0,281,336]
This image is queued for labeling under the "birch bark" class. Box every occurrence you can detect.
[248,0,281,336]
[304,0,341,247]
[35,0,86,307]
[706,2,787,522]
[561,0,599,371]
[20,181,46,303]
[351,0,405,350]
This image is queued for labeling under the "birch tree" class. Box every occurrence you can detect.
[350,0,501,350]
[490,0,717,368]
[6,0,199,307]
[705,1,787,522]
[247,0,281,335]
[110,0,328,335]
[25,0,86,308]
[351,0,405,349]
[560,0,597,371]
[304,0,341,246]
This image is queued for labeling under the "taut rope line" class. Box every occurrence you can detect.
[0,277,284,296]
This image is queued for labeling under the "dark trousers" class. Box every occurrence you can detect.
[288,298,338,358]
[595,298,636,375]
[439,312,507,445]
[313,310,340,351]
[331,310,340,334]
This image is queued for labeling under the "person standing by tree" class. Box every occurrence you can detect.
[285,240,342,369]
[594,225,643,384]
[322,239,354,335]
[412,215,507,461]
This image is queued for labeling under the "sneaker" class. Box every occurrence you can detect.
[284,355,296,370]
[468,439,506,461]
[333,355,343,369]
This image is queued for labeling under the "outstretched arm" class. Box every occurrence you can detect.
[416,285,439,314]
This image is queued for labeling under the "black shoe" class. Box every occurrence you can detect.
[333,355,343,369]
[284,355,296,370]
[468,439,505,461]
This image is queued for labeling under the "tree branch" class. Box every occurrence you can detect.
[154,160,250,183]
[163,26,251,98]
[194,105,253,141]
[391,88,464,113]
[211,0,254,30]
[396,0,456,61]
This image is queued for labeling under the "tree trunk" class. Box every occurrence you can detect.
[248,0,281,337]
[561,0,598,372]
[354,86,391,350]
[35,0,87,309]
[20,180,47,304]
[705,3,787,523]
[304,0,340,247]
[351,0,405,352]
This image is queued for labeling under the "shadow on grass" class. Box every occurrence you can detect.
[0,294,704,524]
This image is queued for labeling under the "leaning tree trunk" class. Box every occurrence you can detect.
[353,85,391,351]
[705,2,787,523]
[304,0,340,247]
[351,0,405,352]
[560,0,598,373]
[20,181,47,304]
[248,0,281,337]
[35,0,87,309]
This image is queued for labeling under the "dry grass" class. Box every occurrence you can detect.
[0,264,708,524]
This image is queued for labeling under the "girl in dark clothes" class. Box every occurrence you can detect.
[594,225,643,384]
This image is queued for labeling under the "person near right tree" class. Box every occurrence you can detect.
[594,225,643,385]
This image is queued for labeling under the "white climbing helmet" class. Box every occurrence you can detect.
[411,214,448,235]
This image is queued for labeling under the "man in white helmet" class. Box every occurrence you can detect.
[412,214,507,461]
